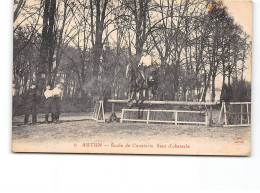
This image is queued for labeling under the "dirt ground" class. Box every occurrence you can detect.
[12,112,251,156]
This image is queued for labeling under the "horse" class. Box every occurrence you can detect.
[125,63,158,106]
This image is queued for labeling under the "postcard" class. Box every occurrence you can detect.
[12,0,252,155]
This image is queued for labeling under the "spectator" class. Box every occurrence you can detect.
[44,85,54,123]
[52,84,62,123]
[23,83,39,124]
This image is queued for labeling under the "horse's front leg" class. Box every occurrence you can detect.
[130,89,135,101]
[148,88,152,100]
[135,91,139,100]
[152,90,157,100]
[141,89,146,101]
[144,89,148,100]
[127,88,132,101]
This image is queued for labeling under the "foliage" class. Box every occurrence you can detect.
[13,0,252,114]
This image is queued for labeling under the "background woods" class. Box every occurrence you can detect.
[13,0,251,115]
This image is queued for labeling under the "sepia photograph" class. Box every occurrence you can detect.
[12,0,252,155]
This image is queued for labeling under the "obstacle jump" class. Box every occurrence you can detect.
[107,99,217,106]
[218,102,251,127]
[92,100,105,123]
[120,108,208,125]
[93,99,219,126]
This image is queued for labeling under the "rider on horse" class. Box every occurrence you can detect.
[138,49,152,87]
[125,50,159,103]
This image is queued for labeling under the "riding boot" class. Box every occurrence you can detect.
[56,112,60,123]
[24,114,29,125]
[45,114,49,123]
[31,105,37,124]
[51,112,55,122]
[32,113,37,124]
[32,116,37,124]
[145,79,148,87]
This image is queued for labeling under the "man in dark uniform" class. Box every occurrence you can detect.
[23,83,39,124]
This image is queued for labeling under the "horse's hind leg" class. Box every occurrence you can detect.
[147,88,153,100]
[130,90,136,101]
[136,91,140,100]
[140,91,145,100]
[127,90,131,100]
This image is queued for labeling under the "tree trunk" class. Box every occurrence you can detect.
[173,61,180,101]
[92,0,108,77]
[38,0,56,89]
[211,74,216,102]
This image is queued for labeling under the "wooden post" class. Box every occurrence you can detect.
[205,105,212,127]
[218,102,224,124]
[112,103,115,115]
[97,101,101,120]
[175,111,178,125]
[147,109,150,124]
[120,109,124,123]
[209,106,213,126]
[205,111,208,126]
[247,103,250,124]
[241,104,243,125]
[101,101,105,121]
[224,102,227,126]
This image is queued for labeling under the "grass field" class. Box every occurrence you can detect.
[12,111,250,156]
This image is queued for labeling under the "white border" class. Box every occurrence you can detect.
[1,1,259,193]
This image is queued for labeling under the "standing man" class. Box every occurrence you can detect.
[52,84,62,123]
[44,85,54,123]
[138,50,152,86]
[23,83,39,124]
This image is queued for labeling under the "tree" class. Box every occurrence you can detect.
[14,0,26,23]
[38,0,56,88]
[90,0,109,76]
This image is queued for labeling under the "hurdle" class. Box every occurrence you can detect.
[218,102,251,127]
[94,99,219,126]
[92,100,105,123]
[120,108,208,125]
[107,99,218,106]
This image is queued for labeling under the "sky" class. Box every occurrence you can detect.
[223,0,252,82]
[212,0,252,88]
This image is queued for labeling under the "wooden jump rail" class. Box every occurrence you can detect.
[109,100,219,126]
[107,99,219,106]
[93,99,220,126]
[120,109,208,125]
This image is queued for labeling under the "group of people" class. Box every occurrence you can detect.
[23,83,62,124]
